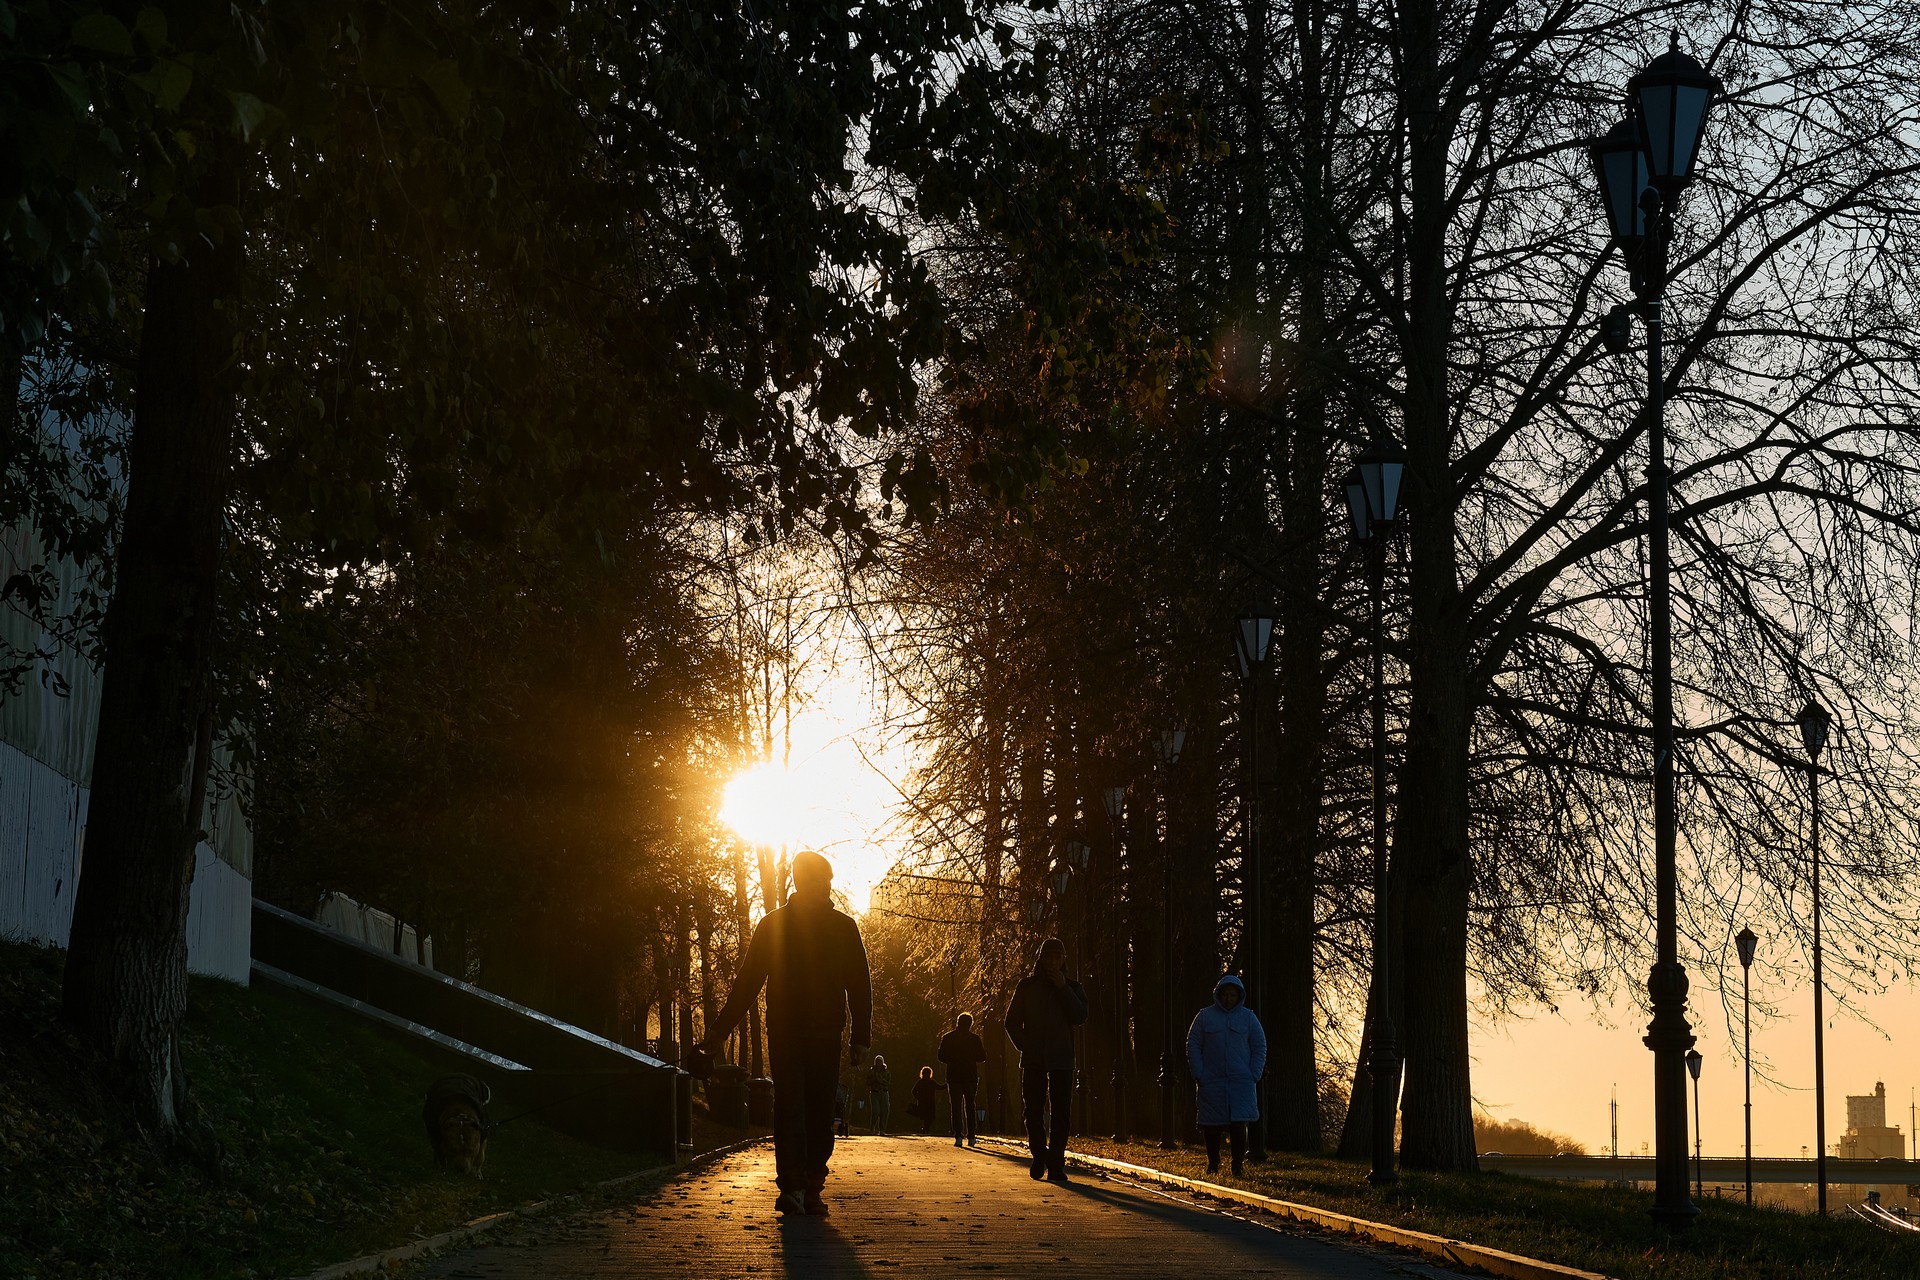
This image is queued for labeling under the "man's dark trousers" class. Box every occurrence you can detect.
[771,1041,840,1193]
[948,1081,978,1142]
[1021,1067,1072,1171]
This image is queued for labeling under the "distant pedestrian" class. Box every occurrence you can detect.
[700,851,872,1217]
[1185,974,1266,1177]
[868,1054,893,1134]
[912,1066,939,1134]
[1005,938,1089,1183]
[939,1012,988,1147]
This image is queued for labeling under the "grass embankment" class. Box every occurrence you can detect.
[0,939,713,1280]
[1066,1138,1916,1280]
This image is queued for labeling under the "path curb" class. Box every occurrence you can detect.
[978,1138,1615,1280]
[287,1136,767,1279]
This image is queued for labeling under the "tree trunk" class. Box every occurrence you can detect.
[1387,0,1477,1173]
[1335,986,1376,1158]
[59,149,242,1155]
[1337,814,1406,1158]
[731,845,762,1073]
[1395,638,1475,1170]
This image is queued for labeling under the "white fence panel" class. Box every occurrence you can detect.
[21,764,81,946]
[185,843,250,984]
[1,739,250,983]
[0,750,28,930]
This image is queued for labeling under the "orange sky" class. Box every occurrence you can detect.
[1472,971,1920,1159]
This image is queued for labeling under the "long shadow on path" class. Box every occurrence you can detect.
[421,1135,1417,1279]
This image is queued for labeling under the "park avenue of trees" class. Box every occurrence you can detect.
[6,0,1920,1172]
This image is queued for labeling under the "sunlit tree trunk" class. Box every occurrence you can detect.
[980,676,1008,1129]
[731,846,762,1074]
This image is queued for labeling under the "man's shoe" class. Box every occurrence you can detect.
[954,1137,964,1147]
[1029,1156,1046,1180]
[804,1191,830,1216]
[1046,1167,1071,1184]
[967,1137,978,1148]
[775,1190,807,1215]
[1231,1163,1245,1178]
[1206,1161,1221,1175]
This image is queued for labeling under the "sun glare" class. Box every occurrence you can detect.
[719,762,805,848]
[717,675,906,915]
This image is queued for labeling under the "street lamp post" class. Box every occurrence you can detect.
[1342,436,1405,1187]
[1798,699,1832,1215]
[1736,926,1757,1206]
[1104,785,1129,1143]
[1234,603,1275,1162]
[1587,32,1721,1231]
[1686,1048,1703,1198]
[1154,728,1186,1151]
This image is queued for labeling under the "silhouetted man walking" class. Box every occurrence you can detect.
[938,1012,987,1147]
[1005,937,1088,1182]
[703,851,871,1216]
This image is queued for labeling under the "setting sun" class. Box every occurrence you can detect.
[717,680,908,915]
[718,761,807,849]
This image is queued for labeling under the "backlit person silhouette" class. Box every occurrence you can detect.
[702,851,872,1216]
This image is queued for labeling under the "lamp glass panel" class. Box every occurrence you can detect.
[1343,474,1370,540]
[1377,459,1405,524]
[1360,459,1386,524]
[1637,81,1676,177]
[1670,84,1709,178]
[1799,702,1830,756]
[1103,787,1126,818]
[1598,140,1649,239]
[1591,130,1633,240]
[1239,615,1273,667]
[1170,729,1187,761]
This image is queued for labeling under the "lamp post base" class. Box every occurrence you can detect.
[1368,1014,1399,1185]
[1643,960,1699,1229]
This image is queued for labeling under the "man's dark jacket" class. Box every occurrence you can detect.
[937,1026,988,1088]
[1004,972,1089,1071]
[711,892,872,1051]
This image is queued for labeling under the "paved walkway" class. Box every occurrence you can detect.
[421,1136,1446,1279]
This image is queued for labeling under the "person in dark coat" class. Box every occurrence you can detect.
[867,1053,893,1134]
[702,851,872,1216]
[1004,937,1089,1182]
[911,1066,939,1134]
[938,1012,988,1147]
[1185,973,1267,1176]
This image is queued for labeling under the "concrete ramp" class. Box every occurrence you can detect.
[251,899,684,1160]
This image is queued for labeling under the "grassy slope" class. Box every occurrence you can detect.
[1066,1138,1917,1280]
[0,939,664,1280]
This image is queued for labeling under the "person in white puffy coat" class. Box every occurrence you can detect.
[1185,974,1267,1176]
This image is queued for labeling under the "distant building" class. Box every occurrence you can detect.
[1837,1081,1906,1160]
